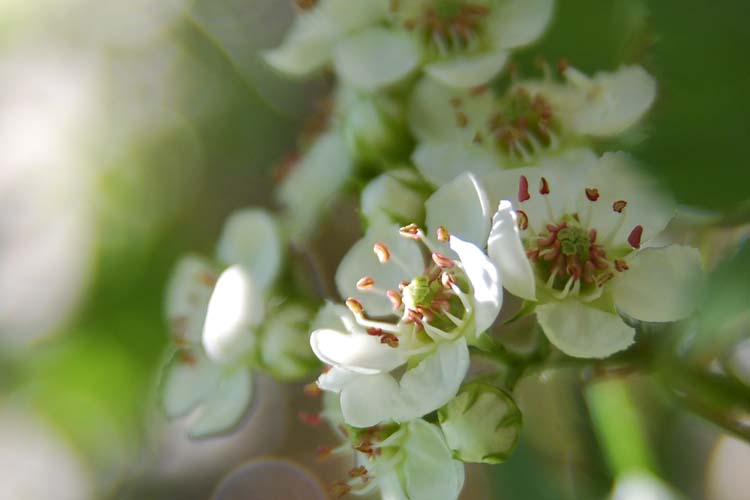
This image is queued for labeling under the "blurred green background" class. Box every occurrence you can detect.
[0,1,747,499]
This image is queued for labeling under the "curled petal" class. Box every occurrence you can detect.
[488,201,537,301]
[310,328,408,374]
[426,172,492,249]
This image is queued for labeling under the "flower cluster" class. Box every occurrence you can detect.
[157,1,708,498]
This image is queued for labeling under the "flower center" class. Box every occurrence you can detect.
[486,88,560,161]
[398,1,491,56]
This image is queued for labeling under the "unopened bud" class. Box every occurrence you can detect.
[438,382,522,464]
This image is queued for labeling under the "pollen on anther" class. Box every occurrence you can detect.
[585,187,600,202]
[367,327,383,336]
[346,297,364,316]
[627,225,643,249]
[399,223,420,239]
[539,177,550,195]
[356,276,375,290]
[613,200,628,213]
[614,259,629,272]
[373,242,391,263]
[518,175,531,202]
[516,209,529,230]
[437,225,450,242]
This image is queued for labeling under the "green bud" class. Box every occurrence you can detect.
[438,382,522,464]
[340,90,410,162]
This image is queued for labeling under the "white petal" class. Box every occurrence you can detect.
[340,373,400,428]
[426,172,492,248]
[584,152,674,247]
[258,304,317,381]
[612,245,703,323]
[317,366,358,393]
[412,141,498,187]
[408,77,493,143]
[449,236,503,334]
[262,11,337,76]
[202,266,261,364]
[161,349,221,419]
[488,0,555,49]
[164,256,216,344]
[377,467,408,500]
[277,131,353,242]
[403,420,465,500]
[188,368,253,439]
[335,222,424,316]
[488,201,537,301]
[565,66,657,136]
[333,26,419,90]
[361,169,425,226]
[216,208,281,291]
[536,300,635,358]
[310,328,408,374]
[395,339,470,421]
[424,49,508,89]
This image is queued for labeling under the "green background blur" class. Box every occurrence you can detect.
[1,1,748,499]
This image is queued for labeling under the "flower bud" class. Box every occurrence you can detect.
[438,382,522,464]
[340,90,410,162]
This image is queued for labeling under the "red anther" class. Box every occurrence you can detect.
[566,255,582,279]
[386,289,403,309]
[178,350,197,365]
[583,260,595,283]
[627,225,643,249]
[526,248,540,261]
[516,210,529,230]
[436,225,450,242]
[557,58,569,73]
[380,333,400,348]
[537,230,557,247]
[298,411,322,427]
[440,272,456,289]
[455,111,469,128]
[367,327,383,336]
[539,177,550,195]
[588,228,598,243]
[450,97,462,108]
[585,187,600,202]
[596,271,615,286]
[356,276,375,290]
[346,298,364,316]
[590,252,609,270]
[316,445,333,461]
[612,200,628,213]
[373,242,391,263]
[405,308,423,325]
[432,252,455,269]
[399,223,420,239]
[518,175,531,202]
[348,466,368,478]
[614,259,629,272]
[303,382,322,397]
[329,481,352,498]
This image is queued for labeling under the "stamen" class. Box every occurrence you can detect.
[627,225,643,249]
[432,252,455,269]
[348,466,368,478]
[367,327,383,336]
[614,259,629,272]
[356,276,375,290]
[345,297,364,316]
[422,321,458,341]
[436,225,450,242]
[441,272,456,289]
[585,187,600,201]
[518,175,531,202]
[516,209,529,230]
[539,176,550,195]
[297,412,322,427]
[612,200,628,213]
[386,289,403,309]
[380,333,399,348]
[329,481,351,498]
[373,242,391,263]
[399,223,420,239]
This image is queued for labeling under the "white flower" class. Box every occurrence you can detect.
[161,208,314,437]
[265,0,554,90]
[310,172,502,427]
[319,397,464,500]
[408,65,656,184]
[484,151,704,358]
